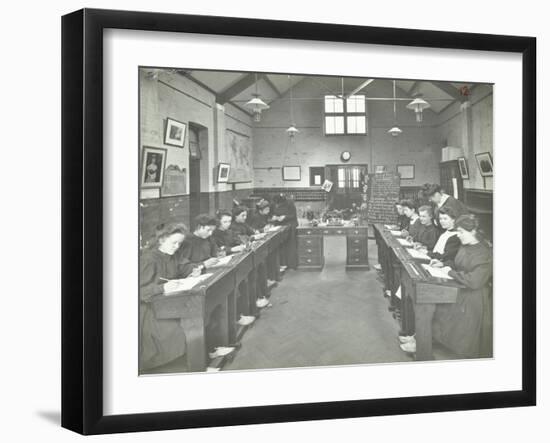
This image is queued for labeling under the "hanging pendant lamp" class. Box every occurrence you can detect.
[245,74,269,122]
[406,96,430,122]
[388,80,402,137]
[286,75,299,137]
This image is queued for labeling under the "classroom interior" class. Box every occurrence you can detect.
[139,68,494,374]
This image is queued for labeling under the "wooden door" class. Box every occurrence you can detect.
[188,125,201,226]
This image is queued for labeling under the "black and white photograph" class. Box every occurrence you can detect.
[458,156,470,179]
[216,162,231,183]
[140,146,166,188]
[476,152,494,177]
[164,117,187,147]
[138,67,494,375]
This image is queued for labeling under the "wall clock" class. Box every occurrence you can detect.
[341,151,351,162]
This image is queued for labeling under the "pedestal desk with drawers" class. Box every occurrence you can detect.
[296,225,369,271]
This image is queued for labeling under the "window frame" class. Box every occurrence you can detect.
[323,94,368,136]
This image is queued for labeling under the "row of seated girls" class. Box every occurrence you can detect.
[138,195,298,373]
[381,183,493,359]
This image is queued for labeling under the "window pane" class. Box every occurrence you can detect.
[334,97,344,113]
[354,95,366,113]
[348,117,356,134]
[325,116,335,134]
[338,168,346,188]
[325,95,335,113]
[356,116,366,133]
[347,97,356,113]
[334,116,344,134]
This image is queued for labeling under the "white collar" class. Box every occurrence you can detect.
[438,193,450,208]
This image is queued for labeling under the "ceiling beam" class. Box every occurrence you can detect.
[218,73,258,104]
[261,74,282,99]
[430,81,468,103]
[347,79,374,98]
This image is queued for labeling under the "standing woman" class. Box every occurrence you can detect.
[424,183,468,231]
[432,214,493,358]
[272,194,298,270]
[139,223,200,372]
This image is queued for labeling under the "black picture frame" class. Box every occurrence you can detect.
[217,162,231,183]
[62,8,536,435]
[475,152,494,177]
[164,117,187,147]
[397,164,415,180]
[458,157,470,179]
[282,165,301,181]
[140,146,167,188]
[309,166,325,186]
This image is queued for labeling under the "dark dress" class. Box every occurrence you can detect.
[397,214,409,230]
[434,195,469,230]
[273,199,298,269]
[432,242,493,358]
[230,221,255,238]
[178,234,219,265]
[428,230,461,265]
[249,213,269,231]
[139,249,194,371]
[212,228,241,250]
[407,217,422,239]
[414,223,438,250]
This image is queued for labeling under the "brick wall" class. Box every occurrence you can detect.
[367,172,401,224]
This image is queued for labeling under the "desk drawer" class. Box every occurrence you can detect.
[347,235,367,248]
[298,255,323,266]
[298,236,322,251]
[347,256,368,266]
[298,228,322,236]
[347,246,367,259]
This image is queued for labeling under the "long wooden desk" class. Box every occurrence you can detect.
[296,225,369,271]
[373,223,465,360]
[149,225,289,372]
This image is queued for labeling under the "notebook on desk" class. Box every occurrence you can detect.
[207,255,234,268]
[406,248,431,260]
[164,273,214,293]
[397,238,413,247]
[421,264,454,280]
[390,230,403,236]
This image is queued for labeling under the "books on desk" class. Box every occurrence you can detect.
[385,224,399,230]
[390,230,403,236]
[421,264,453,280]
[164,273,214,293]
[406,248,431,260]
[266,226,282,232]
[207,255,234,268]
[397,238,413,247]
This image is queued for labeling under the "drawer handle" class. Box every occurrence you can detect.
[354,258,359,262]
[307,259,311,263]
[355,248,360,253]
[306,230,312,234]
[323,230,329,234]
[307,249,312,253]
[354,230,359,234]
[354,240,360,244]
[306,240,312,244]
[337,230,342,234]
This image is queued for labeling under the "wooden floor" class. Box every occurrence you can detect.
[225,236,414,371]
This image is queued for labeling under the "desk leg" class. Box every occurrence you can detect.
[179,315,207,372]
[248,270,259,316]
[414,303,436,361]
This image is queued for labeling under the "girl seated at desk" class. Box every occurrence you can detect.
[400,214,493,358]
[212,210,246,254]
[249,199,272,231]
[178,214,220,272]
[401,200,422,240]
[414,205,439,250]
[230,206,266,242]
[428,206,461,267]
[396,201,409,230]
[139,222,202,372]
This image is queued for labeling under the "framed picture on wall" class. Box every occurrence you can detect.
[140,146,167,188]
[282,165,301,181]
[217,163,231,183]
[396,164,414,180]
[62,7,535,436]
[164,117,187,147]
[309,166,325,186]
[458,157,470,179]
[476,152,494,176]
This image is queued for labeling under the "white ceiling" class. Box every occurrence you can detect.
[184,70,476,116]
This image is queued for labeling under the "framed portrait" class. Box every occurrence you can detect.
[164,117,187,147]
[458,157,470,179]
[62,8,535,435]
[217,162,231,183]
[397,164,415,180]
[140,146,167,188]
[476,152,494,177]
[309,167,325,186]
[282,165,301,181]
